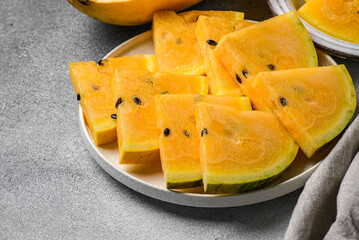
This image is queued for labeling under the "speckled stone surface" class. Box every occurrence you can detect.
[0,0,358,239]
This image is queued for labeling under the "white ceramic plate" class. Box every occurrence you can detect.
[267,0,359,60]
[79,30,338,208]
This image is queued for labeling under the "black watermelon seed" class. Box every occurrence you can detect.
[111,114,117,119]
[242,70,249,78]
[280,97,287,107]
[176,38,183,44]
[201,128,208,137]
[183,130,190,138]
[77,93,81,101]
[267,64,275,70]
[207,39,217,46]
[78,0,89,6]
[146,80,154,85]
[161,91,169,95]
[133,96,142,105]
[115,97,122,108]
[163,128,170,137]
[93,85,99,91]
[97,59,104,66]
[236,74,242,84]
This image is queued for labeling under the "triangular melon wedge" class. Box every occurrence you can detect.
[196,16,255,95]
[155,94,251,189]
[251,65,357,158]
[195,103,299,194]
[113,70,208,164]
[69,55,156,145]
[153,10,243,75]
[214,11,318,110]
[298,0,359,44]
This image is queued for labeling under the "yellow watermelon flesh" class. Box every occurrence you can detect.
[298,0,359,44]
[69,55,156,145]
[196,16,255,95]
[113,70,209,164]
[155,94,252,189]
[214,11,318,111]
[251,65,357,158]
[153,10,244,75]
[196,103,299,194]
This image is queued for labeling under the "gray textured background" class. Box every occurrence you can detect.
[1,0,358,239]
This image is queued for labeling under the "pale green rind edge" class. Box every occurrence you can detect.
[167,179,203,189]
[206,172,283,194]
[289,11,318,68]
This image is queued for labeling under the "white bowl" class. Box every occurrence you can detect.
[267,0,359,60]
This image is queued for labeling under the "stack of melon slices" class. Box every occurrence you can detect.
[69,10,357,194]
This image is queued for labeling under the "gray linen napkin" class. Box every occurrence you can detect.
[285,114,359,240]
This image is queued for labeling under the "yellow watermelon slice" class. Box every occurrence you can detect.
[153,10,243,75]
[214,11,318,110]
[298,0,359,44]
[113,70,208,164]
[155,94,252,189]
[69,55,156,145]
[196,103,299,194]
[251,65,357,158]
[196,16,255,95]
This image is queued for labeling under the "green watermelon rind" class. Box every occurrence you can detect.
[165,170,203,189]
[206,172,284,194]
[167,179,203,189]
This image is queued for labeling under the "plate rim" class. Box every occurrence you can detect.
[266,0,359,60]
[79,29,337,208]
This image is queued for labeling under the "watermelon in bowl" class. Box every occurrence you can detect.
[267,0,359,60]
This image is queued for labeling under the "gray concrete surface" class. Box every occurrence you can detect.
[0,0,358,239]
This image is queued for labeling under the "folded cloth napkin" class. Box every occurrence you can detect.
[285,114,359,240]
